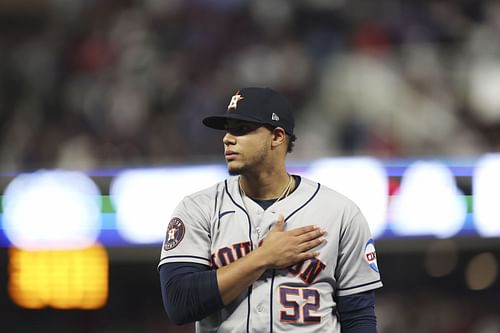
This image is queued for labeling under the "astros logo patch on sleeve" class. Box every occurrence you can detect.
[164,217,185,251]
[364,239,379,272]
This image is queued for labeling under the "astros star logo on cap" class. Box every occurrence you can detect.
[227,92,244,110]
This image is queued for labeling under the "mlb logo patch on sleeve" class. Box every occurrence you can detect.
[164,217,186,251]
[365,239,379,272]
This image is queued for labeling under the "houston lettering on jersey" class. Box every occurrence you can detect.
[211,242,326,284]
[211,241,252,269]
[287,258,326,285]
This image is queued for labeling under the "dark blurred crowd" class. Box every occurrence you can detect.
[1,0,500,172]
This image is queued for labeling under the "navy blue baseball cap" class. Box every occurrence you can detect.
[202,87,295,135]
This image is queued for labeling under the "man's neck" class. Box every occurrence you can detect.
[239,170,293,200]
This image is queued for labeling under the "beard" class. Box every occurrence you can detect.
[226,144,269,176]
[227,162,246,176]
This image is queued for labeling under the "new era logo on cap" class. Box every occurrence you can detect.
[202,87,295,135]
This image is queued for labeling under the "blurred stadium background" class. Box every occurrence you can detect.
[1,0,500,332]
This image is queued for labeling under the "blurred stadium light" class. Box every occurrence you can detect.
[304,157,388,238]
[2,170,102,250]
[8,244,108,309]
[110,165,227,244]
[390,161,467,238]
[465,252,498,291]
[0,156,498,247]
[473,154,500,237]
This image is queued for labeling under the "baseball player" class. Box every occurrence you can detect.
[159,87,383,332]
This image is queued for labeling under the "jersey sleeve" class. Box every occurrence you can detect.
[335,208,383,297]
[158,195,213,268]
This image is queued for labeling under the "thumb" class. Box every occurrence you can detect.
[271,214,285,232]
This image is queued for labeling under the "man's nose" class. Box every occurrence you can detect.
[223,132,236,145]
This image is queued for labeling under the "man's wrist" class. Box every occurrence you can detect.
[250,246,273,271]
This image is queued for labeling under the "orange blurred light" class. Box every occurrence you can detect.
[8,244,108,309]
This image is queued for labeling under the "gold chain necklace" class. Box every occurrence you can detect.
[239,174,294,202]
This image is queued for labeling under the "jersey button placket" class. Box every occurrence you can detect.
[253,210,264,245]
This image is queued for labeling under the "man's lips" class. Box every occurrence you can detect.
[225,151,238,161]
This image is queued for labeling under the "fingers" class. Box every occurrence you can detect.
[288,225,321,236]
[294,227,325,253]
[297,228,325,243]
[271,214,285,232]
[260,220,325,269]
[270,219,325,247]
[271,216,322,238]
[297,250,321,262]
[298,238,325,252]
[289,226,325,249]
[266,217,325,263]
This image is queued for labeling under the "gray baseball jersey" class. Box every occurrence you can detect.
[159,176,382,333]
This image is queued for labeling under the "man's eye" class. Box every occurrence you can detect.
[230,126,247,135]
[237,125,250,133]
[227,124,255,135]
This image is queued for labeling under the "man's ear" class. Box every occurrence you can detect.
[271,127,287,148]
